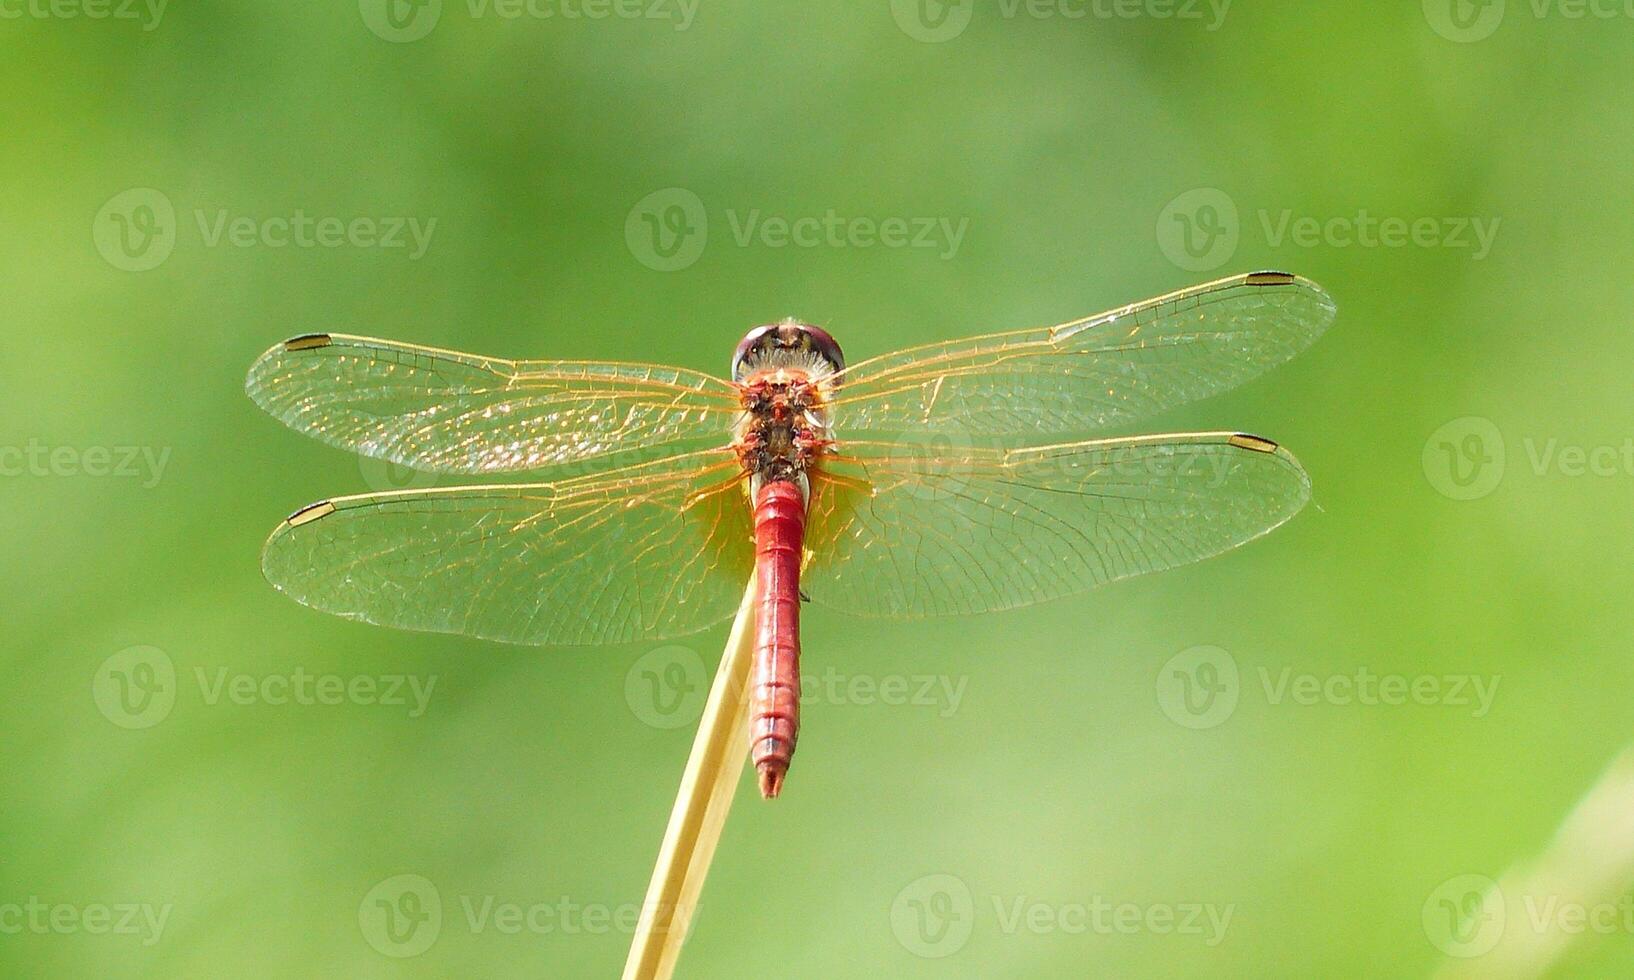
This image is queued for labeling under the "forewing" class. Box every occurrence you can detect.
[261,450,753,645]
[246,333,741,474]
[804,433,1310,618]
[829,272,1334,438]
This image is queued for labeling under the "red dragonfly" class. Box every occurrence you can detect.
[248,271,1333,798]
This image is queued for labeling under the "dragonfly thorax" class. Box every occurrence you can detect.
[733,320,842,501]
[735,377,832,501]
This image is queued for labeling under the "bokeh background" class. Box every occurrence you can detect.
[5,2,1634,977]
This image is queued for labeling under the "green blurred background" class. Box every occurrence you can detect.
[5,1,1634,976]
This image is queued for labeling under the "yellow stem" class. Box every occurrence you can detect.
[622,577,758,980]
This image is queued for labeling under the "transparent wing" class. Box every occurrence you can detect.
[261,449,753,645]
[246,333,742,474]
[803,433,1310,618]
[828,272,1334,437]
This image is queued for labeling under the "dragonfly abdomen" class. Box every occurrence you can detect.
[750,479,805,799]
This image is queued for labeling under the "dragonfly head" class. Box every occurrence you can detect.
[732,319,845,384]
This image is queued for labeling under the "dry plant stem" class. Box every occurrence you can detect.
[622,577,759,980]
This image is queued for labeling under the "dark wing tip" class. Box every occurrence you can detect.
[285,500,337,528]
[246,333,344,406]
[283,333,333,352]
[1240,270,1337,333]
[1243,269,1334,304]
[1227,433,1281,454]
[1220,432,1311,493]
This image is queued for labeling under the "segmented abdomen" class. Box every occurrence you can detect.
[750,480,805,799]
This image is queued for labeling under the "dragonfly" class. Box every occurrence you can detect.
[247,270,1334,798]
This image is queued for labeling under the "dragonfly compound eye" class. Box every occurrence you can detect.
[732,321,846,382]
[800,324,845,375]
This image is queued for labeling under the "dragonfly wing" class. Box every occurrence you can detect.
[246,333,742,474]
[829,272,1334,438]
[261,450,753,645]
[804,433,1310,618]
